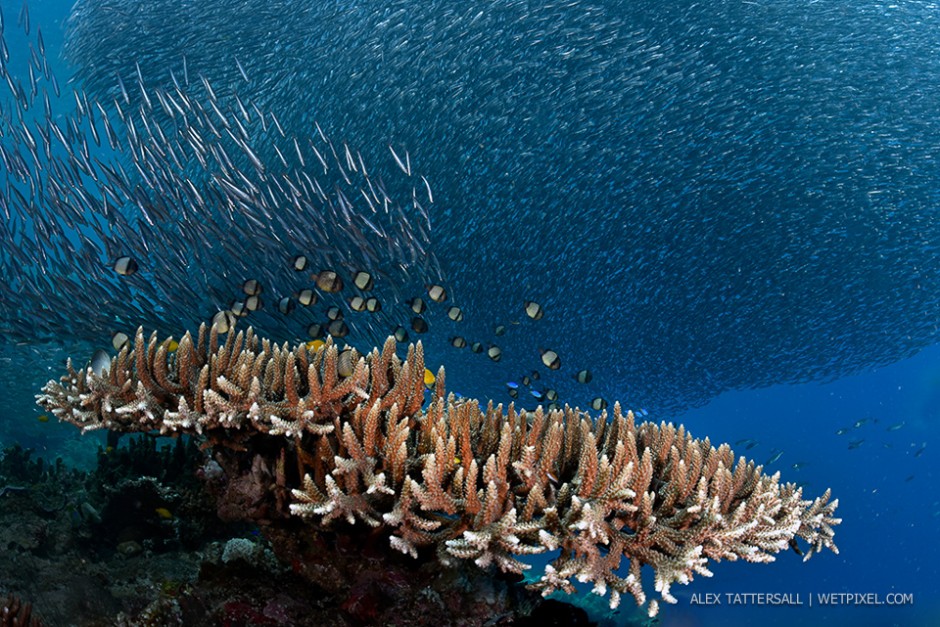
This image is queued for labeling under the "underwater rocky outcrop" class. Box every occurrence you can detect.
[37,325,841,618]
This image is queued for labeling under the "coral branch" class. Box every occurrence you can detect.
[37,326,841,617]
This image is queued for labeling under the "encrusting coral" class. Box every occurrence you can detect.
[37,325,841,617]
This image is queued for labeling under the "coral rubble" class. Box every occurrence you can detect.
[38,325,841,617]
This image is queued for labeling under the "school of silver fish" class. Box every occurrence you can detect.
[1,0,939,416]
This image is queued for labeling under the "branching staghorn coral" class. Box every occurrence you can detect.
[1,592,43,627]
[37,326,840,617]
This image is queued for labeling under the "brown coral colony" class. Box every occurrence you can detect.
[37,325,841,617]
[1,593,43,627]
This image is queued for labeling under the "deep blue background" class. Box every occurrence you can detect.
[657,342,940,627]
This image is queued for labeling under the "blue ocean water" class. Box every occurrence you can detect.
[665,345,940,627]
[1,0,939,625]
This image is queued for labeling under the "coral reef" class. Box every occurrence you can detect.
[0,436,209,625]
[38,325,841,617]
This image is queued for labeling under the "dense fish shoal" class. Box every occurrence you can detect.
[0,0,937,415]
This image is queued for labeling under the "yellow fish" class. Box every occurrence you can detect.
[154,507,174,520]
[37,414,50,423]
[424,368,436,388]
[306,339,326,352]
[166,340,179,352]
